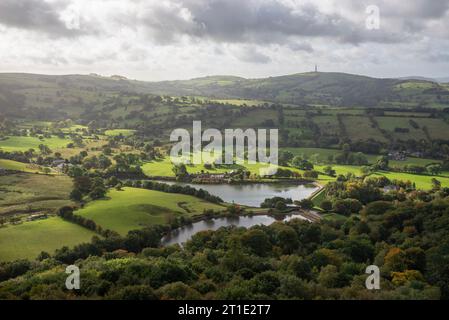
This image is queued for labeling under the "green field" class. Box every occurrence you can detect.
[231,109,278,127]
[0,136,71,152]
[314,164,449,189]
[315,165,362,182]
[104,129,136,137]
[142,156,233,177]
[0,159,44,173]
[375,116,427,140]
[142,154,285,178]
[76,187,225,235]
[61,124,88,133]
[142,153,329,180]
[283,147,441,168]
[312,115,340,135]
[372,171,449,190]
[415,118,449,140]
[0,217,97,261]
[342,116,387,142]
[311,188,326,208]
[0,173,73,216]
[284,147,340,163]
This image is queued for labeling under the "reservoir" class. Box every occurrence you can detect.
[155,181,319,207]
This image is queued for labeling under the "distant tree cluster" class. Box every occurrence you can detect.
[70,175,107,201]
[261,197,293,210]
[124,180,223,204]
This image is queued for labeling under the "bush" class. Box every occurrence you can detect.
[320,200,333,212]
[107,285,157,300]
[364,201,393,215]
[297,199,314,210]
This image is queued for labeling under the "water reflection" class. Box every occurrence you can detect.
[162,214,309,246]
[155,180,319,207]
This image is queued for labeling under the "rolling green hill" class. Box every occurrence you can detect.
[1,72,448,119]
[145,72,398,106]
[134,72,449,107]
[76,187,225,235]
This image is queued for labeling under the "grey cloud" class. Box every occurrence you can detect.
[383,0,449,19]
[138,0,404,45]
[30,54,68,65]
[0,0,80,37]
[426,52,449,63]
[345,0,449,35]
[288,42,314,53]
[236,47,271,64]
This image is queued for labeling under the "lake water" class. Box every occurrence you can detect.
[162,214,310,246]
[155,181,319,207]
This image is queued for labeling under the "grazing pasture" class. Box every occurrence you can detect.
[76,187,225,235]
[415,118,449,140]
[283,147,441,168]
[0,136,70,152]
[0,217,97,262]
[0,159,43,173]
[341,116,387,142]
[104,129,136,137]
[231,109,278,127]
[0,173,73,216]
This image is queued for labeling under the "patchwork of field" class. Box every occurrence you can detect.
[375,116,428,140]
[231,109,278,127]
[0,135,71,152]
[416,118,449,140]
[0,173,73,216]
[313,115,340,135]
[142,154,324,180]
[53,138,108,158]
[282,147,441,168]
[325,108,366,115]
[140,152,448,189]
[341,116,388,142]
[0,217,97,262]
[76,187,226,235]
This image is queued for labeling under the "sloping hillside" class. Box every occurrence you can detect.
[0,72,448,119]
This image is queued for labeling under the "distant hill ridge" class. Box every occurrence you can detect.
[0,71,448,110]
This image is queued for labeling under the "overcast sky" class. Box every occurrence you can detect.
[0,0,448,81]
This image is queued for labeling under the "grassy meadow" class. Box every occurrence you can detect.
[0,217,97,262]
[76,187,226,235]
[0,173,73,216]
[142,155,285,177]
[283,147,441,168]
[0,136,71,152]
[0,159,44,173]
[104,129,136,137]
